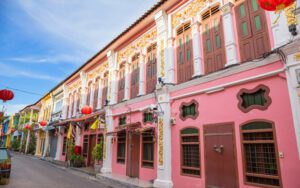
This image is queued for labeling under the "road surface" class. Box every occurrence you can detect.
[2,153,116,188]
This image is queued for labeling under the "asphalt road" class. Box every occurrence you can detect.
[2,153,116,188]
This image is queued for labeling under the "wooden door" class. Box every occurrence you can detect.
[235,0,270,62]
[126,133,140,178]
[204,123,238,188]
[50,133,58,158]
[87,135,96,166]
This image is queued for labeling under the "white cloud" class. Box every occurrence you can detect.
[0,54,83,65]
[17,0,159,52]
[0,63,62,82]
[3,104,27,116]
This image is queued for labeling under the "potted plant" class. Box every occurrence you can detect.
[92,141,103,172]
[71,154,84,168]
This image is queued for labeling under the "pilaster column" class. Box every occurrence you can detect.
[101,107,113,173]
[124,62,130,100]
[80,71,87,106]
[107,50,117,105]
[191,21,203,77]
[220,2,238,67]
[138,51,146,96]
[155,10,170,84]
[166,37,175,84]
[97,78,103,110]
[154,86,173,188]
[42,131,49,157]
[68,96,72,119]
[75,126,81,146]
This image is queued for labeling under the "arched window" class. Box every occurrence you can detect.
[181,128,200,177]
[131,54,140,99]
[235,0,271,62]
[176,22,194,84]
[241,121,280,187]
[118,63,126,103]
[201,5,226,74]
[146,43,157,94]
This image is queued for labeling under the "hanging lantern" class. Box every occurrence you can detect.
[81,105,92,115]
[25,124,31,130]
[0,89,14,102]
[39,121,47,127]
[258,0,294,11]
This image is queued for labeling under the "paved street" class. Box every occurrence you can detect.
[3,153,115,188]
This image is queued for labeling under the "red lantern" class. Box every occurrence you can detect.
[81,105,92,115]
[258,0,295,11]
[0,89,14,102]
[39,121,47,127]
[25,124,31,130]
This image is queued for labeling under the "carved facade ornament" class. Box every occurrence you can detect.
[284,2,298,26]
[87,62,109,81]
[68,79,82,93]
[158,117,164,166]
[160,39,165,77]
[172,0,207,28]
[117,28,157,63]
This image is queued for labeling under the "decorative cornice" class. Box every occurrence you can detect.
[117,28,157,63]
[172,0,207,28]
[87,62,109,81]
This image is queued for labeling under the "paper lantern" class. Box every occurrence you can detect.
[25,124,31,130]
[0,89,14,102]
[81,105,92,115]
[258,0,295,11]
[39,121,47,127]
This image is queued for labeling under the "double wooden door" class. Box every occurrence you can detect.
[126,132,140,178]
[204,123,238,188]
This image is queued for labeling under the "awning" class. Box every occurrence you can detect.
[106,126,126,136]
[134,127,154,133]
[44,126,55,131]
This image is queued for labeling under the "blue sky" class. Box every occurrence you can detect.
[0,0,159,115]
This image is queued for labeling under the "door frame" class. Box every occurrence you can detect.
[87,134,97,167]
[203,122,239,188]
[126,131,140,178]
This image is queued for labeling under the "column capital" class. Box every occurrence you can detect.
[220,2,234,15]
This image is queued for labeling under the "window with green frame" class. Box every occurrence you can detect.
[182,103,196,118]
[241,88,267,109]
[119,116,126,126]
[143,113,153,123]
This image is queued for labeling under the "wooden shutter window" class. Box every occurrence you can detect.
[130,54,140,99]
[235,0,271,62]
[142,130,154,167]
[201,5,226,74]
[62,136,67,155]
[146,43,157,94]
[102,74,108,107]
[93,81,99,110]
[176,22,194,84]
[118,63,126,103]
[83,135,89,157]
[117,131,126,163]
[241,122,281,187]
[181,128,200,177]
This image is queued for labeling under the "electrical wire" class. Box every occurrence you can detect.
[0,83,43,96]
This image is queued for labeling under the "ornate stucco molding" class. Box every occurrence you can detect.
[117,28,157,63]
[158,117,164,166]
[172,0,207,28]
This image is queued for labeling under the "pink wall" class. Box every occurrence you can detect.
[111,108,157,181]
[170,62,300,188]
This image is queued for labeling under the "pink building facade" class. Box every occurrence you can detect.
[37,0,300,187]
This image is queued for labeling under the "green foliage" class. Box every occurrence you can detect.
[11,139,21,151]
[66,139,84,167]
[92,142,103,161]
